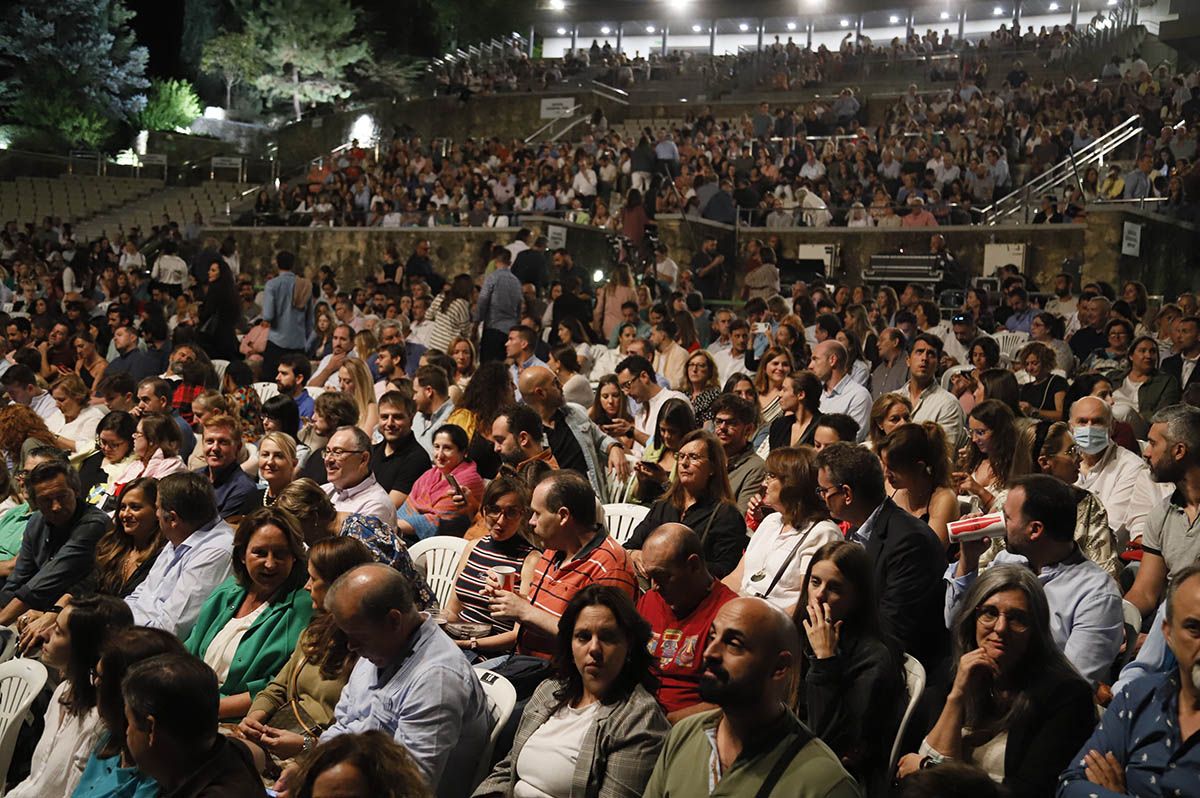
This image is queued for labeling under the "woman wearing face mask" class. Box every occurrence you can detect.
[976,422,1120,579]
[473,586,669,798]
[955,400,1033,513]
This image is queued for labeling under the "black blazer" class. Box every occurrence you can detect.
[1161,353,1200,393]
[863,498,948,669]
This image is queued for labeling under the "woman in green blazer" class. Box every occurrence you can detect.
[185,506,313,720]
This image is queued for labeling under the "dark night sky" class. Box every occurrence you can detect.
[128,0,186,78]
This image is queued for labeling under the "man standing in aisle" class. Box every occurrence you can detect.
[261,250,312,381]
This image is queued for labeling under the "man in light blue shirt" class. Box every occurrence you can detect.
[944,475,1123,686]
[125,472,233,639]
[315,563,488,798]
[412,364,456,456]
[477,248,523,362]
[810,340,871,442]
[260,250,313,379]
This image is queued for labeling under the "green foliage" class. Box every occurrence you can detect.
[200,29,263,108]
[239,0,371,121]
[0,0,148,148]
[359,57,427,98]
[138,79,203,131]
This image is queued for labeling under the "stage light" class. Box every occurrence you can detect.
[556,27,567,35]
[692,24,702,32]
[940,11,951,20]
[840,19,849,27]
[739,22,749,31]
[601,26,611,34]
[646,25,656,33]
[549,0,564,10]
[1049,2,1059,9]
[787,22,797,30]
[889,15,900,24]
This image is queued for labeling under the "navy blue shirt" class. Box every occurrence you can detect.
[196,462,257,519]
[1058,671,1200,797]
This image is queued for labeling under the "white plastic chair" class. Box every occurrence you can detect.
[994,331,1029,360]
[407,536,469,609]
[0,658,48,795]
[471,667,517,789]
[888,654,927,778]
[601,503,650,546]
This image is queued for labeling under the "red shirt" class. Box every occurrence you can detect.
[637,581,738,714]
[517,531,638,660]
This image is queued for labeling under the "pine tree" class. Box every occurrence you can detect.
[241,0,370,121]
[0,0,149,146]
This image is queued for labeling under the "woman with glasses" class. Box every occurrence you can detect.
[80,411,137,506]
[113,413,188,491]
[73,626,187,798]
[1080,318,1135,379]
[624,430,746,579]
[444,476,539,661]
[723,447,841,611]
[681,349,721,424]
[396,424,484,541]
[791,540,904,797]
[1015,342,1068,422]
[954,400,1033,513]
[896,566,1096,794]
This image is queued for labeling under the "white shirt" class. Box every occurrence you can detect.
[324,474,398,529]
[202,601,269,683]
[908,381,966,451]
[655,257,679,289]
[514,702,598,798]
[738,515,842,611]
[1076,443,1168,546]
[712,348,748,387]
[819,375,872,442]
[6,682,104,798]
[152,253,189,286]
[57,404,106,453]
[30,392,64,433]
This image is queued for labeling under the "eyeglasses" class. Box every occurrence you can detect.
[618,376,637,391]
[95,437,123,451]
[815,484,843,500]
[975,604,1031,633]
[484,505,525,522]
[677,452,708,465]
[324,448,366,460]
[712,417,741,429]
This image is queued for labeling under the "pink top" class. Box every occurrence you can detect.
[114,449,188,493]
[402,459,484,527]
[595,284,638,340]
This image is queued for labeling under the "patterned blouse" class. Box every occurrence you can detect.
[339,514,438,610]
[453,535,534,634]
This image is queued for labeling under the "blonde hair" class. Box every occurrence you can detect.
[50,373,89,404]
[338,358,377,425]
[258,431,298,464]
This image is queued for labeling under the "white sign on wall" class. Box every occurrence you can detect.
[140,154,167,166]
[539,98,576,119]
[983,243,1026,277]
[210,156,243,169]
[1122,222,1142,256]
[546,225,567,249]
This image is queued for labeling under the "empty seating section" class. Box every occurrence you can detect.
[0,176,253,241]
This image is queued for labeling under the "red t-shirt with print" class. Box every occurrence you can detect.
[637,580,738,714]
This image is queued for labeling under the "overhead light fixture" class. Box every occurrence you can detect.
[940,11,951,20]
[549,0,564,10]
[993,6,1004,15]
[1106,0,1117,5]
[889,15,900,24]
[646,25,655,33]
[556,27,567,35]
[600,25,611,34]
[739,22,749,31]
[839,18,849,27]
[786,22,797,30]
[1048,2,1059,9]
[692,24,702,32]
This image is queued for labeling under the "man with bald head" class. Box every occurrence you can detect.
[637,523,738,722]
[643,597,858,797]
[810,339,871,441]
[1071,395,1163,549]
[518,365,629,501]
[300,563,488,798]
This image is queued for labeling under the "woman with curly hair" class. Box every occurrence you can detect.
[0,404,58,471]
[681,349,721,423]
[447,361,514,480]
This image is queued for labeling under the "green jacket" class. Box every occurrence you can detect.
[185,576,312,704]
[0,503,31,561]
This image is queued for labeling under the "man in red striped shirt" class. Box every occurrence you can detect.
[488,472,637,660]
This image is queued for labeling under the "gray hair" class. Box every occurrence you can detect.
[333,425,372,453]
[1151,404,1200,456]
[1165,563,1200,624]
[326,562,414,620]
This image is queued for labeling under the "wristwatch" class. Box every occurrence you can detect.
[302,734,316,752]
[469,638,479,651]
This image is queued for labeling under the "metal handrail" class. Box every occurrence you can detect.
[981,114,1145,225]
[524,105,583,144]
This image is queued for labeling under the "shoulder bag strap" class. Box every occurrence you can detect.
[760,523,817,599]
[753,719,814,798]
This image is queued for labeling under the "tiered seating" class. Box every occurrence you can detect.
[74,181,254,241]
[0,175,160,227]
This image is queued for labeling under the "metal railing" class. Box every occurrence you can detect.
[981,114,1145,225]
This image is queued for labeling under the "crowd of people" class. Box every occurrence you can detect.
[253,49,1200,235]
[1,192,1200,798]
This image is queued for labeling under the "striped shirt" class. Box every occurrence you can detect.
[518,529,638,659]
[426,297,472,356]
[454,535,534,632]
